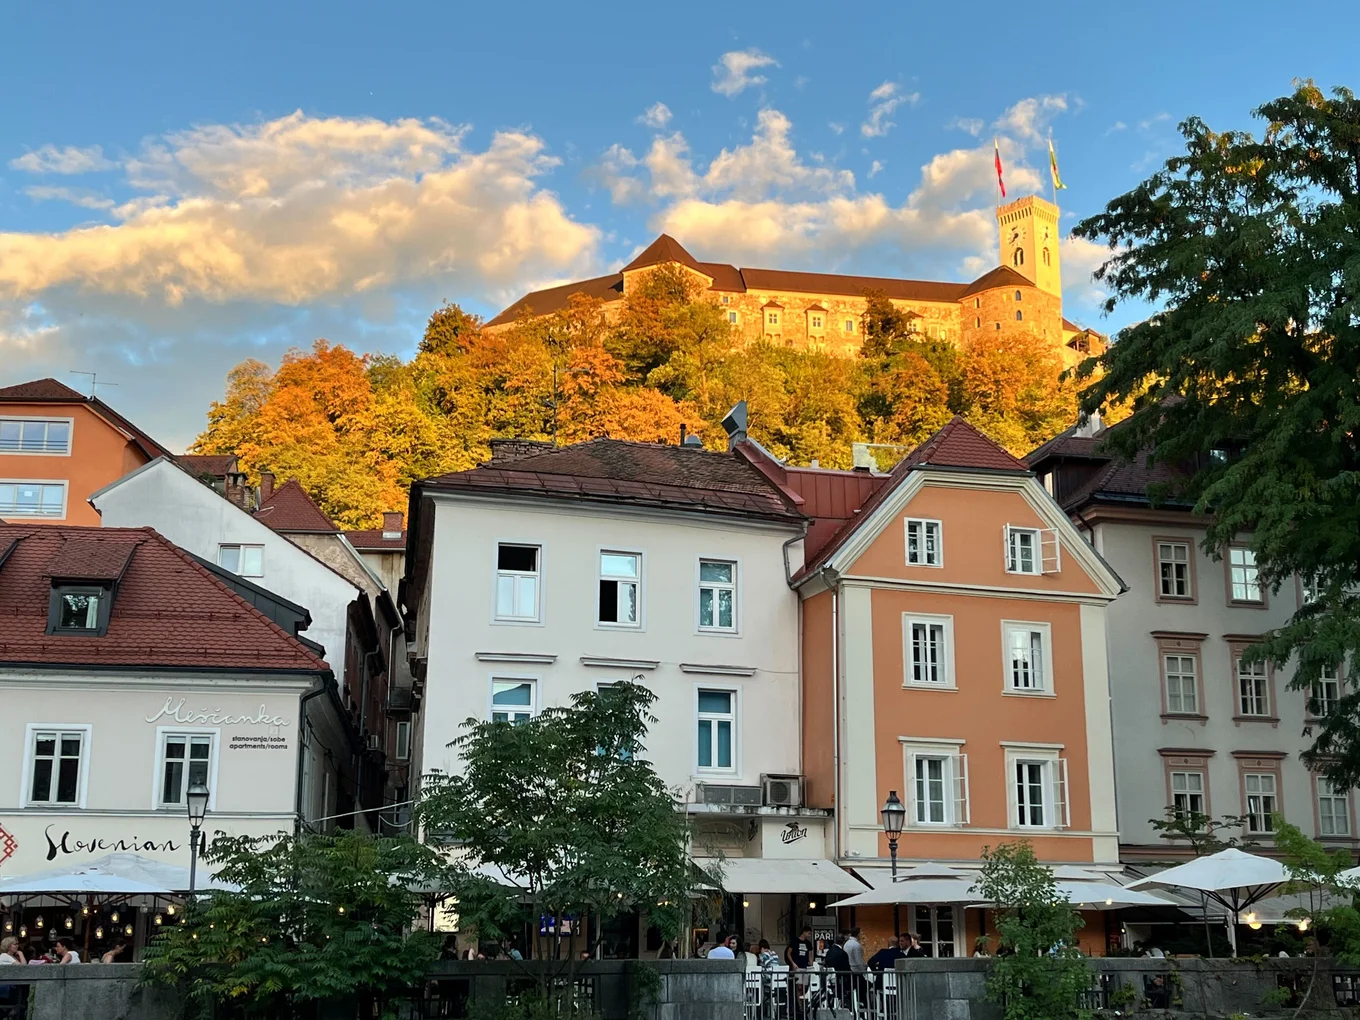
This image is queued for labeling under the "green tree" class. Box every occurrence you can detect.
[1071,82,1360,784]
[976,841,1090,1020]
[420,302,483,357]
[1148,808,1255,857]
[140,830,446,1019]
[418,680,695,1005]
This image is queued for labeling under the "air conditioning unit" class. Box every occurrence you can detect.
[762,774,804,808]
[365,733,382,752]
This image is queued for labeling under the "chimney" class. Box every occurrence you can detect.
[488,438,554,464]
[224,480,247,508]
[381,511,404,539]
[1073,410,1104,439]
[259,471,275,501]
[679,423,687,444]
[720,401,748,451]
[851,444,876,472]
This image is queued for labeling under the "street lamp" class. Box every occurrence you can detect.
[186,782,210,898]
[880,790,907,937]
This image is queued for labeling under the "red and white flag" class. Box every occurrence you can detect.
[993,138,1006,199]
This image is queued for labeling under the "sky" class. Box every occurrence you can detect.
[2,0,1358,451]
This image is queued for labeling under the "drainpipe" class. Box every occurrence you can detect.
[822,567,842,864]
[295,679,330,833]
[782,523,810,779]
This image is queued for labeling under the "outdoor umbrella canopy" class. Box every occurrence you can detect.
[1055,880,1176,910]
[0,853,236,896]
[835,863,981,908]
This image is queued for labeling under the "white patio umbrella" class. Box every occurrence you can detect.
[1126,848,1288,956]
[1055,879,1177,910]
[0,853,236,896]
[834,863,981,908]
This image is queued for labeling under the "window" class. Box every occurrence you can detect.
[1229,547,1262,603]
[1157,541,1192,599]
[766,312,780,326]
[973,298,980,309]
[904,615,952,687]
[1171,771,1205,819]
[28,729,85,805]
[697,559,737,632]
[1008,750,1067,830]
[495,544,541,622]
[697,689,735,772]
[1164,654,1199,715]
[1014,290,1023,301]
[1006,526,1040,574]
[1042,247,1051,266]
[395,720,411,761]
[721,295,730,305]
[915,756,948,824]
[975,316,981,328]
[904,518,942,567]
[49,587,104,633]
[844,319,855,333]
[1244,773,1277,833]
[160,734,212,806]
[1237,656,1270,717]
[598,551,641,626]
[218,544,264,577]
[491,679,535,723]
[1004,623,1049,693]
[1319,778,1350,837]
[810,314,824,329]
[1311,668,1341,718]
[728,310,739,324]
[0,418,71,454]
[1015,310,1024,321]
[0,480,66,518]
[995,322,1002,331]
[1300,572,1322,605]
[1013,248,1025,267]
[1015,760,1049,827]
[913,906,956,957]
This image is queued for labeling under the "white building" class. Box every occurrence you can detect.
[404,431,864,951]
[1028,426,1347,861]
[0,523,353,942]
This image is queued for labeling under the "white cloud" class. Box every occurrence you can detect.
[10,144,117,174]
[0,111,599,307]
[1061,234,1116,308]
[591,144,645,204]
[637,102,672,128]
[1105,121,1127,135]
[828,122,845,136]
[861,81,918,138]
[868,160,884,178]
[23,186,116,210]
[993,95,1068,143]
[711,49,778,98]
[950,117,984,137]
[1138,112,1171,131]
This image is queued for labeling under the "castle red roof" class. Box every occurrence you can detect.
[253,479,338,533]
[0,525,329,671]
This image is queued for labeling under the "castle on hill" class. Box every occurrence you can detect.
[487,195,1105,368]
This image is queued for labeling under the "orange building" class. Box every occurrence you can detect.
[0,378,171,526]
[741,418,1126,955]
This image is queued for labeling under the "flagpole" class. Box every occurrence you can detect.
[1049,133,1057,207]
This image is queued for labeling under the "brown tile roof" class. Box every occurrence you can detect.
[253,479,338,533]
[739,267,967,303]
[485,273,626,327]
[179,454,239,477]
[621,234,709,277]
[44,534,141,582]
[0,377,172,460]
[959,265,1033,299]
[700,261,746,291]
[1025,418,1194,512]
[344,529,407,551]
[0,524,329,671]
[1023,426,1108,466]
[420,438,802,523]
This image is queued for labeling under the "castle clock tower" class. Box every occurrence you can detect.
[997,195,1061,298]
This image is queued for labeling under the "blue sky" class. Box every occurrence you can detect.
[2,0,1358,450]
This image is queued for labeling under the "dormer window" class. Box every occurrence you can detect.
[48,585,111,636]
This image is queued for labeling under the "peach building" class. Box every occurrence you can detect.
[741,418,1127,955]
[0,378,171,526]
[487,196,1105,368]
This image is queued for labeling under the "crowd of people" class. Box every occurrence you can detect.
[0,935,130,965]
[706,925,930,972]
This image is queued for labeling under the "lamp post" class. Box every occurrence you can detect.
[880,790,906,937]
[186,782,210,898]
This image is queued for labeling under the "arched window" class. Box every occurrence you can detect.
[1014,290,1022,301]
[1042,247,1051,266]
[1015,310,1024,321]
[1013,248,1025,267]
[975,316,981,328]
[974,298,980,309]
[995,322,1002,331]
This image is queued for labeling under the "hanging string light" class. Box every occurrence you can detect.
[18,926,27,939]
[81,905,90,917]
[110,910,120,924]
[2,920,11,933]
[34,915,44,929]
[64,917,73,930]
[94,926,103,939]
[124,924,133,937]
[166,904,176,916]
[154,914,163,926]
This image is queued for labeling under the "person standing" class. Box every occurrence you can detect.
[905,932,926,958]
[869,932,910,971]
[821,934,852,1009]
[844,927,867,1007]
[785,925,814,970]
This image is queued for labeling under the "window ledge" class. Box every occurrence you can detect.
[903,683,958,692]
[1161,713,1209,725]
[1003,689,1056,699]
[1232,715,1281,728]
[1227,600,1268,610]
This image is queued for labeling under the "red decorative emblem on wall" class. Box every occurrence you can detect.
[0,823,16,870]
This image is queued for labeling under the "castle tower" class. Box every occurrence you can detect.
[997,195,1061,298]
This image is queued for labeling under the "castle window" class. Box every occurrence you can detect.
[1014,290,1022,301]
[1013,248,1025,267]
[728,311,739,325]
[810,314,824,329]
[767,312,780,326]
[721,295,731,305]
[845,319,855,333]
[975,317,981,328]
[1016,311,1024,321]
[995,322,1002,331]
[974,298,980,309]
[1042,248,1051,266]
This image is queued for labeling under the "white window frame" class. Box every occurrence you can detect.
[1164,654,1199,715]
[488,675,539,724]
[152,728,220,811]
[1318,778,1351,837]
[1229,547,1263,603]
[766,311,780,327]
[0,478,68,520]
[596,548,644,630]
[395,720,411,761]
[904,518,943,568]
[901,738,969,828]
[1001,621,1053,696]
[1003,745,1068,831]
[1237,657,1271,717]
[20,723,92,809]
[0,416,74,456]
[1157,541,1192,599]
[902,613,955,689]
[728,310,739,325]
[844,319,856,334]
[695,684,739,776]
[696,557,739,635]
[1170,770,1206,819]
[492,541,543,625]
[1312,667,1342,718]
[1004,525,1059,575]
[809,313,824,330]
[217,543,265,577]
[1243,772,1278,833]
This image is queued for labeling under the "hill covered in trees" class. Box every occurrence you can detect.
[193,266,1082,528]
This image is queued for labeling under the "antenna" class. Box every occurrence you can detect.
[69,371,118,398]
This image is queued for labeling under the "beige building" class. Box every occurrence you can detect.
[487,195,1103,367]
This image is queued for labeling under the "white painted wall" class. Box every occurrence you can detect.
[418,495,803,798]
[1094,520,1315,848]
[92,459,360,669]
[0,670,333,876]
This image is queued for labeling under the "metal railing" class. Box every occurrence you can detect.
[745,967,900,1020]
[0,983,30,1020]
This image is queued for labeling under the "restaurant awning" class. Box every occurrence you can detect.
[0,852,236,896]
[702,858,867,895]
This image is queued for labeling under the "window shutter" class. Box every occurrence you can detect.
[1002,526,1014,571]
[907,753,919,826]
[1040,529,1062,574]
[1055,758,1070,829]
[953,753,970,826]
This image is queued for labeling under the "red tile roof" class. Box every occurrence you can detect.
[253,480,338,533]
[621,234,710,277]
[485,273,625,327]
[44,534,140,582]
[0,378,87,400]
[0,377,172,460]
[739,267,967,303]
[179,454,239,477]
[420,438,802,523]
[0,525,329,671]
[959,265,1034,299]
[344,529,407,551]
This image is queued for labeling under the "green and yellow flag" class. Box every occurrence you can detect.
[1048,138,1067,191]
